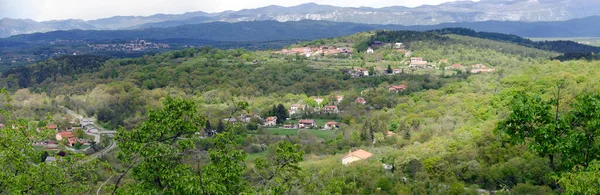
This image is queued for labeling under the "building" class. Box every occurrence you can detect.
[324,121,340,130]
[265,116,277,126]
[298,119,316,129]
[388,85,407,93]
[392,69,403,74]
[410,57,423,63]
[446,64,464,71]
[366,47,374,54]
[46,124,58,131]
[55,131,78,146]
[283,124,295,129]
[356,97,367,104]
[80,118,94,127]
[354,67,369,76]
[342,149,373,165]
[395,42,404,49]
[335,96,344,103]
[409,57,429,69]
[323,105,339,114]
[314,98,324,105]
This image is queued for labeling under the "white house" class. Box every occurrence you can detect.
[366,47,374,54]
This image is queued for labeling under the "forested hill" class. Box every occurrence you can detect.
[430,28,600,54]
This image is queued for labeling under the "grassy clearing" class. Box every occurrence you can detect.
[263,128,337,139]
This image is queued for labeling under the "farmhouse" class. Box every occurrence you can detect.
[323,105,339,113]
[342,149,373,165]
[265,116,277,126]
[324,121,340,130]
[388,84,407,92]
[298,119,316,129]
[356,97,367,104]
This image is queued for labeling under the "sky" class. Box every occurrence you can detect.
[0,0,476,21]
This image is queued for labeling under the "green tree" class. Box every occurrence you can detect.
[558,161,600,195]
[113,96,205,194]
[216,120,225,133]
[386,64,392,74]
[252,140,304,194]
[276,104,289,124]
[74,128,85,138]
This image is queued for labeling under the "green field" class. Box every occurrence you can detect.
[284,119,338,127]
[263,128,337,139]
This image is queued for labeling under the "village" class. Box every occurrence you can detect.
[87,39,170,52]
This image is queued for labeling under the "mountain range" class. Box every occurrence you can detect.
[2,0,600,38]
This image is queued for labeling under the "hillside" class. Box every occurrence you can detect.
[3,29,600,194]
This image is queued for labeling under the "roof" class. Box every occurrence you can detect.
[451,64,463,68]
[324,105,337,109]
[411,61,428,65]
[46,124,58,129]
[326,121,339,125]
[336,95,344,100]
[266,116,277,121]
[57,131,74,138]
[389,85,407,90]
[344,149,373,160]
[298,119,316,124]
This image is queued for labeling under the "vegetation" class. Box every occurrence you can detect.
[1,29,600,194]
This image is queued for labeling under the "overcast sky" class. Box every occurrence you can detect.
[0,0,476,21]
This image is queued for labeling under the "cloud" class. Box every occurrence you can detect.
[0,0,473,21]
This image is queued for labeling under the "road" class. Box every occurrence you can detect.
[59,105,119,163]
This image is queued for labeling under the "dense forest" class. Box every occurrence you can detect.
[1,30,600,194]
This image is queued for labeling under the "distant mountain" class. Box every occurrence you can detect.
[2,0,600,38]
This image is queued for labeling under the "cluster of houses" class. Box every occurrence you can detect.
[276,46,353,57]
[87,39,170,52]
[446,63,496,73]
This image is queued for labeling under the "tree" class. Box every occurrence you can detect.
[558,161,600,195]
[201,132,249,194]
[205,120,212,131]
[387,64,393,74]
[216,120,225,133]
[113,96,205,194]
[252,140,304,194]
[74,128,85,138]
[275,104,289,124]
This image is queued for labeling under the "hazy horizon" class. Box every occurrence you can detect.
[0,0,477,22]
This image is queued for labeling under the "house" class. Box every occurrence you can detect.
[223,118,239,124]
[409,61,429,69]
[56,131,79,146]
[388,85,407,93]
[366,47,374,54]
[335,96,344,103]
[265,116,277,126]
[472,64,488,69]
[46,124,58,131]
[298,119,316,129]
[395,42,404,49]
[410,57,423,63]
[439,59,449,64]
[324,121,340,130]
[291,104,305,111]
[392,69,403,74]
[314,98,324,105]
[283,124,295,129]
[356,97,367,104]
[323,105,339,114]
[0,124,5,129]
[446,64,464,70]
[354,67,369,76]
[80,118,94,127]
[342,149,373,165]
[386,131,395,137]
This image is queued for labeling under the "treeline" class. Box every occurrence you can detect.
[431,28,600,55]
